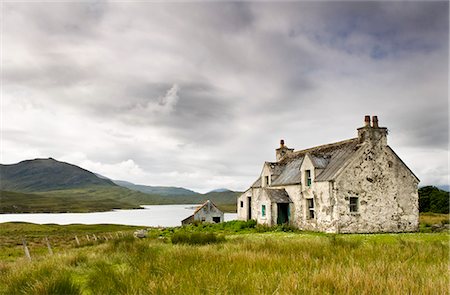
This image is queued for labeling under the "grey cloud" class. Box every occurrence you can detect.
[3,1,448,191]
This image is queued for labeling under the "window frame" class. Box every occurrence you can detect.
[307,198,315,219]
[349,197,359,213]
[305,170,312,187]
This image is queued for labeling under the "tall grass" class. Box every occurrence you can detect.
[0,232,448,294]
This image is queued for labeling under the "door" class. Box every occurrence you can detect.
[277,203,289,225]
[247,197,252,220]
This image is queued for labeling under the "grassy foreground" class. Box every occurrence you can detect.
[0,217,448,295]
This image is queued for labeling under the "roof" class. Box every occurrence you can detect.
[271,158,303,185]
[269,138,360,184]
[251,176,262,188]
[265,188,292,203]
[193,200,222,215]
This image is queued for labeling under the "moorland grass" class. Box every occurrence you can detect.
[0,221,448,295]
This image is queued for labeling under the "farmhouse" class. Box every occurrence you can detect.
[237,116,419,233]
[182,200,224,225]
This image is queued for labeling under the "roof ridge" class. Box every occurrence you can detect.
[291,137,358,156]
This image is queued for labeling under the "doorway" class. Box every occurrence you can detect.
[247,197,252,220]
[277,203,289,225]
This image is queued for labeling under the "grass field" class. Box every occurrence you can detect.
[0,215,448,294]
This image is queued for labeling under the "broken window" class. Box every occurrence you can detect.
[240,201,244,208]
[306,170,312,187]
[349,197,359,212]
[307,198,315,219]
[262,205,266,217]
[265,175,270,186]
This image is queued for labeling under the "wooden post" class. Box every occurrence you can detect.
[22,238,31,261]
[116,232,120,239]
[45,236,53,255]
[108,233,113,239]
[93,234,98,241]
[104,235,108,241]
[86,234,90,241]
[75,235,80,246]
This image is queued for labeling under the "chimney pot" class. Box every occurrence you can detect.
[372,116,379,128]
[280,139,285,147]
[364,115,371,127]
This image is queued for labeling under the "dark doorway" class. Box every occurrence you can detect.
[212,217,221,223]
[247,197,252,220]
[277,203,289,225]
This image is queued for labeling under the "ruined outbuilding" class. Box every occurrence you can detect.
[182,200,224,225]
[237,116,419,233]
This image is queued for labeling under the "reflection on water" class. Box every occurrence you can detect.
[0,204,238,227]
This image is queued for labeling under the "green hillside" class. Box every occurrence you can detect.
[0,158,116,192]
[0,187,239,213]
[113,180,198,196]
[0,190,139,213]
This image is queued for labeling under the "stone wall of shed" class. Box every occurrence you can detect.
[334,144,419,233]
[193,204,224,223]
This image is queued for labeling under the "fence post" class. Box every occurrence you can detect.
[86,234,90,241]
[45,236,53,255]
[93,234,98,241]
[22,238,31,261]
[75,235,80,246]
[104,235,108,241]
[116,232,120,238]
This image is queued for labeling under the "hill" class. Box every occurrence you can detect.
[113,180,197,196]
[0,158,239,213]
[0,158,116,192]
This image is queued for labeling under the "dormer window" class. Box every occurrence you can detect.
[265,175,270,186]
[305,170,312,187]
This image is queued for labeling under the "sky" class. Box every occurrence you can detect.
[1,1,448,193]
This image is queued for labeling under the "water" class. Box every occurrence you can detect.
[0,204,238,227]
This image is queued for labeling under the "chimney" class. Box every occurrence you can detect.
[364,115,371,127]
[276,139,294,161]
[372,116,379,128]
[357,115,388,146]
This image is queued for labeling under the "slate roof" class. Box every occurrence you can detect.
[264,188,292,203]
[273,138,360,185]
[251,176,262,188]
[271,158,303,185]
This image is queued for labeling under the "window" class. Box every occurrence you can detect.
[201,217,206,222]
[307,199,315,219]
[240,201,244,208]
[265,175,270,186]
[349,197,359,212]
[212,217,221,223]
[305,170,312,187]
[262,205,266,217]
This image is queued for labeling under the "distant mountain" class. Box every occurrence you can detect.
[207,188,232,193]
[0,158,116,192]
[113,180,198,196]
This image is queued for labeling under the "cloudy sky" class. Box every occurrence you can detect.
[2,1,448,192]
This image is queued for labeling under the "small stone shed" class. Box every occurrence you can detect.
[237,116,420,233]
[181,200,224,225]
